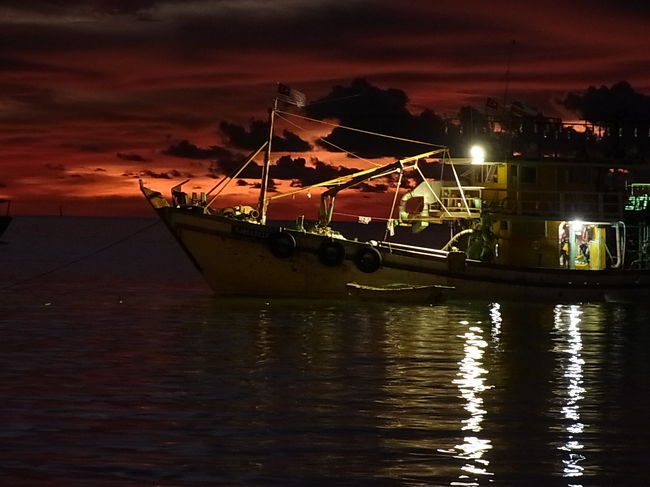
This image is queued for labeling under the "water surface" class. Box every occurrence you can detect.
[1,217,649,486]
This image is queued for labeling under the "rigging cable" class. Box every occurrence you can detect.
[332,211,390,221]
[274,112,382,167]
[276,110,447,149]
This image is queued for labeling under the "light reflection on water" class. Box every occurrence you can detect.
[489,303,502,344]
[2,287,650,485]
[440,303,502,486]
[553,305,587,485]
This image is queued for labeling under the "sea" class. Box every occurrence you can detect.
[1,216,650,486]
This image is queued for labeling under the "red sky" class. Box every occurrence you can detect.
[1,0,649,217]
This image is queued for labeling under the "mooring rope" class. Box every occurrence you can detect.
[0,219,162,292]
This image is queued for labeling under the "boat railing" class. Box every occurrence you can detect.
[427,206,482,220]
[379,240,449,258]
[481,188,624,220]
[422,187,483,221]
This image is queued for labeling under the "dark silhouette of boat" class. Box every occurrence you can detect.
[0,199,11,239]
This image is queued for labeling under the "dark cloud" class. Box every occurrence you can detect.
[163,140,228,160]
[251,179,278,193]
[94,167,107,172]
[202,151,358,193]
[208,160,261,180]
[270,155,359,186]
[562,81,650,124]
[219,120,312,152]
[307,79,446,158]
[177,134,345,183]
[357,182,390,193]
[204,151,362,189]
[200,145,262,179]
[140,169,192,179]
[116,152,150,162]
[45,163,66,171]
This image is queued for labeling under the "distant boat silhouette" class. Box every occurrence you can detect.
[0,199,11,239]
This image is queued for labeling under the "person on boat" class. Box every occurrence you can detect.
[466,219,497,263]
[560,239,570,268]
[559,223,570,268]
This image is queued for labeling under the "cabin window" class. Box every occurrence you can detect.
[511,221,545,237]
[558,221,607,270]
[520,166,537,184]
[568,167,591,185]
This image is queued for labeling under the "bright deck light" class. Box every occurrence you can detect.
[570,220,584,232]
[470,145,485,164]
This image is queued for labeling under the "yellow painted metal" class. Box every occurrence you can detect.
[268,149,447,202]
[589,227,607,270]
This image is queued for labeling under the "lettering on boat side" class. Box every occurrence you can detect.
[232,225,270,240]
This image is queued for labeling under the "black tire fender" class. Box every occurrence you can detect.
[355,246,382,273]
[267,231,296,258]
[318,240,346,267]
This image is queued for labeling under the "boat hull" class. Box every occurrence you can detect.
[155,207,650,303]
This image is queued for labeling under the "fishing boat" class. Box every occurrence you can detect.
[141,89,650,303]
[0,199,11,239]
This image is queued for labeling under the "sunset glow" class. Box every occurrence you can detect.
[1,0,649,216]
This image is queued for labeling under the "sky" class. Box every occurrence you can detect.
[1,0,650,217]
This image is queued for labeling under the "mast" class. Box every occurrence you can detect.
[502,39,516,161]
[502,39,516,116]
[257,97,277,224]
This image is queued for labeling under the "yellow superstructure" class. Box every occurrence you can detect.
[472,160,624,269]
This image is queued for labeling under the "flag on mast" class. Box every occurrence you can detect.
[277,83,306,107]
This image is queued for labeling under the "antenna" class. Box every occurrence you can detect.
[502,39,516,115]
[502,40,516,161]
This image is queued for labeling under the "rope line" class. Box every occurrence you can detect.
[274,112,382,167]
[275,110,447,149]
[1,219,162,291]
[332,211,390,222]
